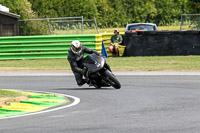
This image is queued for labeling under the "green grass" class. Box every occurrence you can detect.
[107,56,200,71]
[0,56,200,71]
[52,27,126,35]
[0,90,25,98]
[0,59,69,71]
[52,26,182,35]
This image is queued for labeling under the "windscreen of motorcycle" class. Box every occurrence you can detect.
[83,54,105,73]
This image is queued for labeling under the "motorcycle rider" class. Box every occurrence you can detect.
[68,40,100,86]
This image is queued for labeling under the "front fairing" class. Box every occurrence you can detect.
[83,54,105,74]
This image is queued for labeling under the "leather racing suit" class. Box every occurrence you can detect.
[67,46,100,86]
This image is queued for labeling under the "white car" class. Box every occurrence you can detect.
[125,23,158,32]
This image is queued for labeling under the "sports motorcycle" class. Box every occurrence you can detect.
[82,53,121,89]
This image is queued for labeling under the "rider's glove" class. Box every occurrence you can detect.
[96,52,101,56]
[82,67,88,77]
[82,69,87,75]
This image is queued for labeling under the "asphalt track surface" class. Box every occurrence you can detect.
[0,72,200,133]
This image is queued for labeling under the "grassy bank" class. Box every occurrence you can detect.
[0,89,26,98]
[0,89,29,107]
[52,26,181,35]
[0,56,200,71]
[108,56,200,71]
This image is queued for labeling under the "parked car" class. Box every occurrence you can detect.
[125,23,158,32]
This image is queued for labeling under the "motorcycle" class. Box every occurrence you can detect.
[82,53,121,89]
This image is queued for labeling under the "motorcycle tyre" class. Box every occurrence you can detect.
[104,70,121,89]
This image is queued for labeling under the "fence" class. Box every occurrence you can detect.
[0,32,127,60]
[124,30,200,56]
[18,16,99,36]
[180,14,200,30]
[0,34,102,60]
[3,30,200,59]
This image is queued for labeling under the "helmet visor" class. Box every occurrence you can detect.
[71,45,82,55]
[72,46,81,51]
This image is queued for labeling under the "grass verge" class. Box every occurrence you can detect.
[0,56,200,71]
[0,89,29,107]
[51,26,182,35]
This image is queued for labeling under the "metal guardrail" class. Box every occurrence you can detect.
[0,32,125,60]
[0,34,102,60]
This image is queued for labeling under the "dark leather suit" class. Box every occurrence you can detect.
[68,46,100,86]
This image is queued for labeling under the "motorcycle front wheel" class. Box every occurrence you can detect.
[103,70,121,89]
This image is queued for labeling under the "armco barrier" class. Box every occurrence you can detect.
[124,30,200,56]
[0,34,102,60]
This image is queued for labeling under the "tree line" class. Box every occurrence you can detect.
[1,0,200,27]
[0,0,200,34]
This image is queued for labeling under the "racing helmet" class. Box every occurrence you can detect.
[71,40,82,55]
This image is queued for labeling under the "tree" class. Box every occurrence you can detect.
[0,0,49,35]
[189,0,200,14]
[27,0,193,27]
[0,0,197,30]
[154,0,190,25]
[122,0,157,24]
[0,0,34,19]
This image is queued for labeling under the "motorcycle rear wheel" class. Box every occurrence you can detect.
[104,70,121,89]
